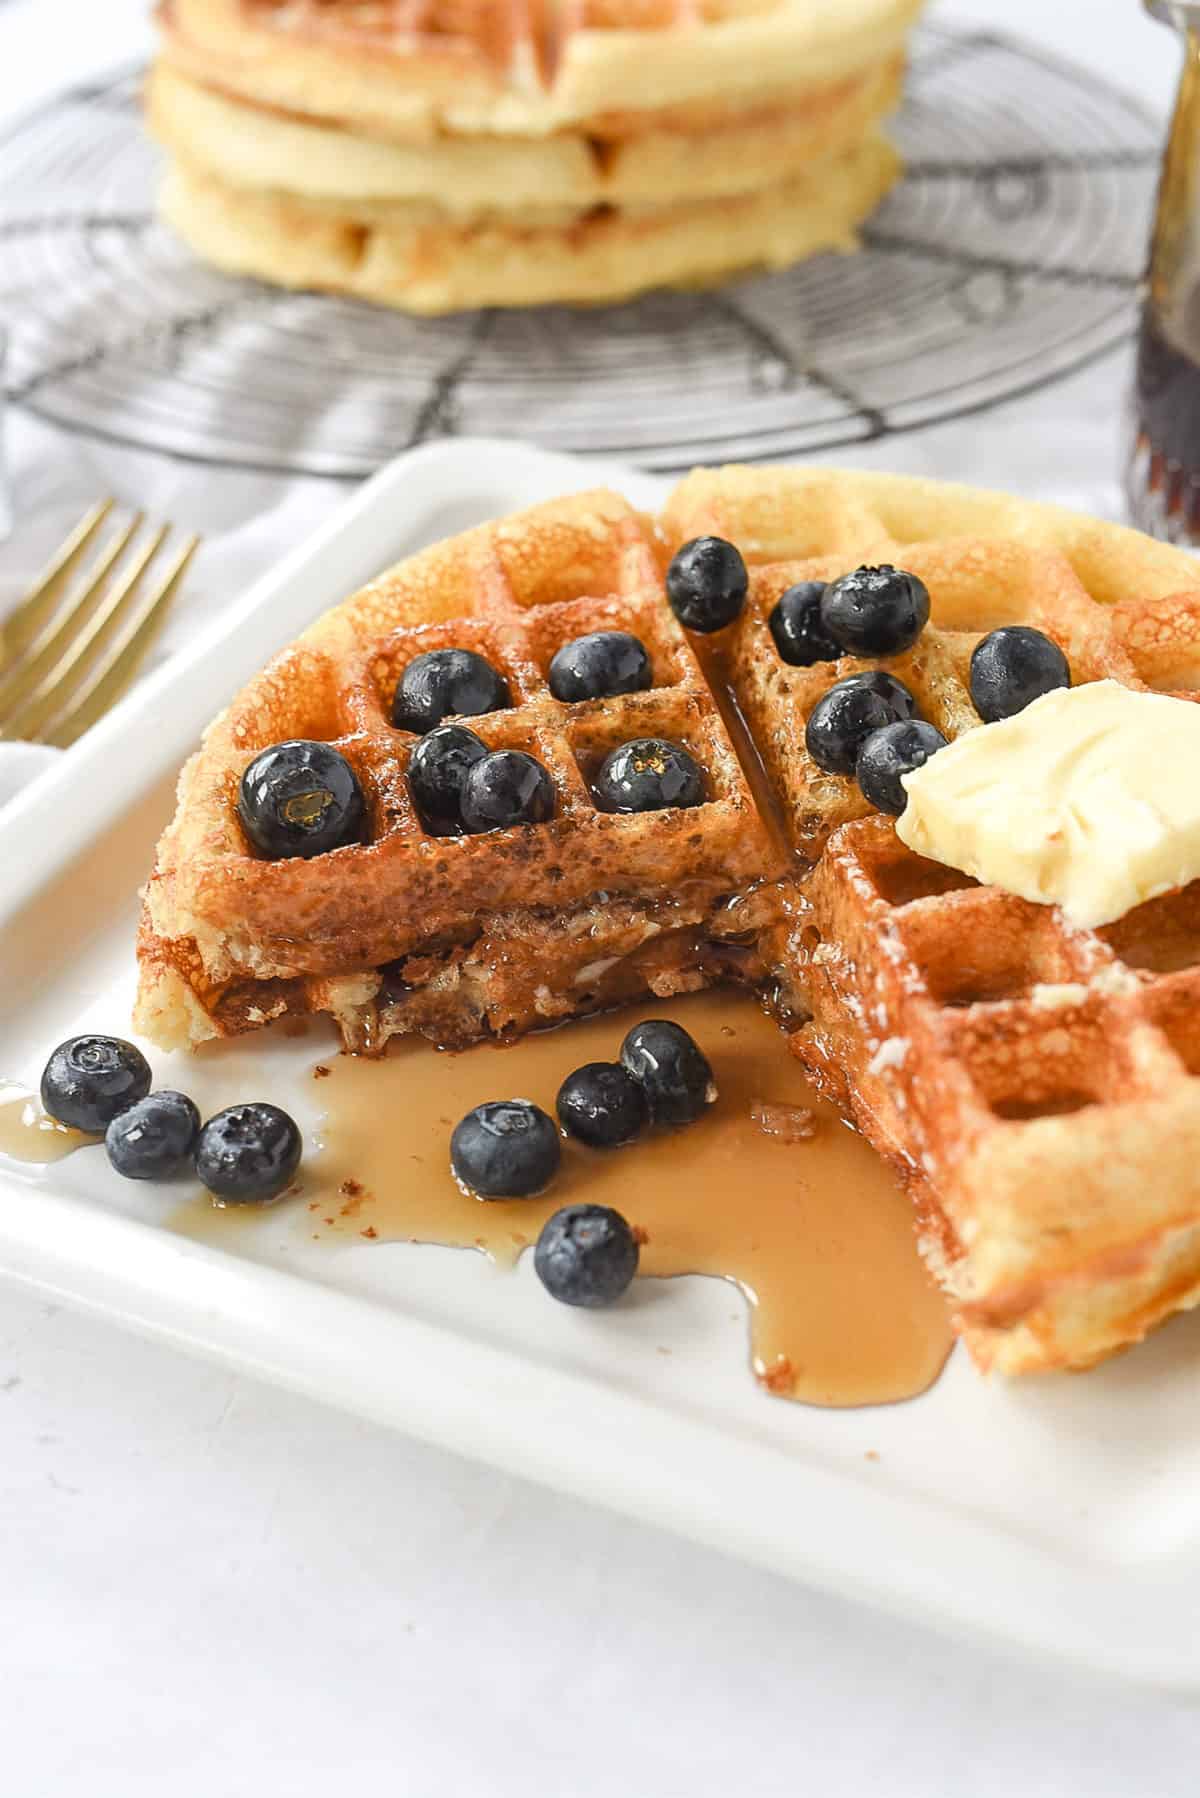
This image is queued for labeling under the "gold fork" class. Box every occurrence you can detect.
[0,501,200,749]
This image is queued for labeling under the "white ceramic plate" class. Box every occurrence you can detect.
[2,441,1198,1689]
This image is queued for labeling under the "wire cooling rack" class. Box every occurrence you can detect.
[0,23,1161,477]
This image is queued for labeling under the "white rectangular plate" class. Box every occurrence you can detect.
[2,440,1198,1689]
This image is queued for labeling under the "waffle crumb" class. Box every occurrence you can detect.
[756,1355,796,1395]
[751,1100,817,1142]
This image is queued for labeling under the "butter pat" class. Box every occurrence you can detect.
[896,680,1200,928]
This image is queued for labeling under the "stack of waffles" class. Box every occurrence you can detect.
[136,465,1200,1377]
[146,0,922,311]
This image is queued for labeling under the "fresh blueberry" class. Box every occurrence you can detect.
[666,537,748,633]
[804,682,900,776]
[969,626,1071,723]
[40,1035,152,1133]
[534,1203,639,1308]
[856,720,949,816]
[768,581,841,666]
[821,564,931,657]
[832,669,921,721]
[548,631,653,703]
[450,1099,561,1198]
[620,1019,715,1126]
[391,648,510,734]
[460,749,556,833]
[194,1102,302,1203]
[407,724,487,831]
[238,740,365,860]
[592,738,705,814]
[556,1062,649,1150]
[105,1091,201,1180]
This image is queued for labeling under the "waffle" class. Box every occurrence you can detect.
[660,465,1200,1373]
[136,489,788,1053]
[150,0,918,308]
[147,57,901,215]
[156,137,897,312]
[660,467,1199,854]
[159,0,925,137]
[137,465,1200,1375]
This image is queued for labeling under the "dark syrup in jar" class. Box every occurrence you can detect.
[1131,297,1200,544]
[1128,13,1200,546]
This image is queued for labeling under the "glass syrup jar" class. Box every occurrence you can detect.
[1128,1,1200,542]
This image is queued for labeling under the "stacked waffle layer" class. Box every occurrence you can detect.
[135,466,1200,1376]
[147,0,922,311]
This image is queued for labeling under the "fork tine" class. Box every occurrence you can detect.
[0,511,144,715]
[0,499,115,667]
[40,534,201,749]
[0,523,171,742]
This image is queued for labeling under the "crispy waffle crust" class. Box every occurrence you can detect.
[139,464,1200,1375]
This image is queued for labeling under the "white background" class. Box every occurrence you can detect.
[3,3,1199,1793]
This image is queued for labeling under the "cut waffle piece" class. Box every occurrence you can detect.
[136,488,785,1054]
[794,817,1200,1374]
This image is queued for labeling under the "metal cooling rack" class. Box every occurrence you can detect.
[0,23,1161,477]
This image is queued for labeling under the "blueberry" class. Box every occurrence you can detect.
[592,738,705,814]
[549,631,653,703]
[969,626,1071,723]
[856,720,949,816]
[768,581,841,666]
[238,740,365,860]
[556,1062,649,1150]
[105,1091,201,1180]
[460,749,556,833]
[450,1099,561,1198]
[534,1203,639,1308]
[832,669,921,721]
[407,724,487,831]
[666,537,748,633]
[821,564,931,657]
[40,1035,152,1133]
[620,1019,715,1126]
[804,682,899,776]
[194,1102,302,1203]
[391,648,510,734]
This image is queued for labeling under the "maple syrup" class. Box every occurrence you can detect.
[1128,8,1200,543]
[1130,304,1200,543]
[310,991,953,1408]
[0,1081,95,1164]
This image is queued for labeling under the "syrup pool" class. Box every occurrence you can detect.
[310,991,953,1408]
[0,1081,95,1163]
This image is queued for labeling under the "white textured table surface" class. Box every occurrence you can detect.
[3,3,1199,1793]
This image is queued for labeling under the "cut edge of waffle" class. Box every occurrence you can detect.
[136,464,1200,1378]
